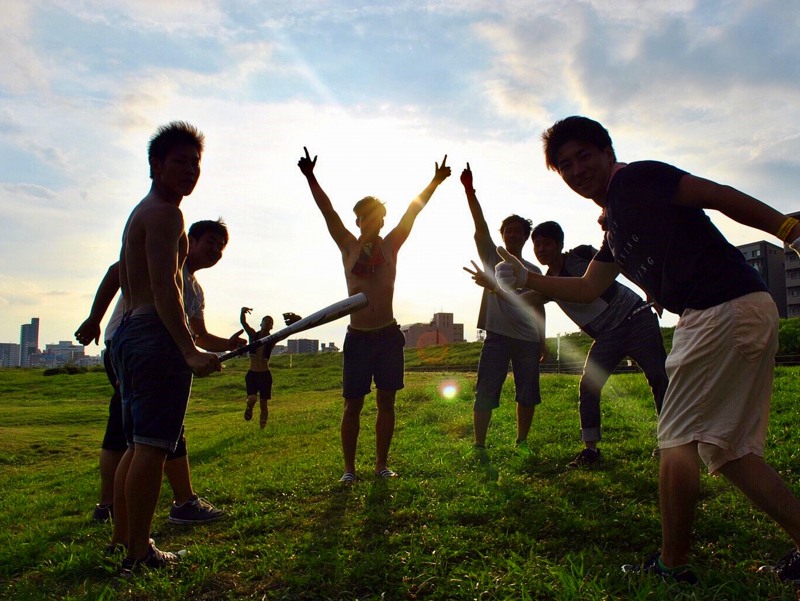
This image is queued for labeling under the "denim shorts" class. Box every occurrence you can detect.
[111,314,193,452]
[475,331,541,411]
[342,323,405,398]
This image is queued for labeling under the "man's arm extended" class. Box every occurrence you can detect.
[386,155,451,252]
[495,246,621,303]
[74,262,120,345]
[298,147,354,250]
[190,314,245,353]
[460,163,493,252]
[240,307,257,338]
[674,174,800,244]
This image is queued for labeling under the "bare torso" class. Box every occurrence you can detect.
[342,237,397,330]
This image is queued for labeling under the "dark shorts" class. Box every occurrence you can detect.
[474,331,541,411]
[245,369,272,399]
[101,347,127,453]
[342,323,405,399]
[111,314,193,453]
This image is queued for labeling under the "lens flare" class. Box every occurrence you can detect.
[438,380,459,400]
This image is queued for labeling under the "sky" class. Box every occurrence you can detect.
[2,0,800,354]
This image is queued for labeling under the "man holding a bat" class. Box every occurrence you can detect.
[298,147,451,483]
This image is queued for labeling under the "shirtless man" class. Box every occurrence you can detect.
[239,308,301,428]
[111,121,220,574]
[298,147,451,483]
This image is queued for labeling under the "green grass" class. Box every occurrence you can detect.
[2,358,800,600]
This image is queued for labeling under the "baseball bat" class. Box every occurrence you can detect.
[219,292,369,362]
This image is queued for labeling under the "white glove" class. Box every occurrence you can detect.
[791,236,800,258]
[494,247,529,292]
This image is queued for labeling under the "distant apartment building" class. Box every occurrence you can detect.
[19,318,40,367]
[287,339,319,354]
[785,211,800,318]
[320,342,340,352]
[42,341,86,367]
[401,312,465,349]
[738,240,787,317]
[0,343,20,368]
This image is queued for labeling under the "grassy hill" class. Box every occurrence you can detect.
[2,362,800,599]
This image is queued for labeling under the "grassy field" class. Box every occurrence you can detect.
[2,350,800,600]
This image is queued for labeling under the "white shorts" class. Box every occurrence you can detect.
[657,292,778,473]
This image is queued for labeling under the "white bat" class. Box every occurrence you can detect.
[219,293,369,362]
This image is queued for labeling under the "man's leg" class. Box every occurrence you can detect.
[375,389,396,473]
[259,395,269,428]
[516,404,535,443]
[99,449,124,506]
[164,455,193,506]
[473,333,508,447]
[125,443,168,561]
[625,310,669,415]
[473,410,492,447]
[575,338,620,456]
[341,396,365,475]
[658,442,700,568]
[111,447,134,546]
[718,453,800,547]
[509,338,541,445]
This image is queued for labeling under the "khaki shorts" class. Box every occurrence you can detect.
[657,292,778,473]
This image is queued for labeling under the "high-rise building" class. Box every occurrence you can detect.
[19,318,40,367]
[0,343,20,368]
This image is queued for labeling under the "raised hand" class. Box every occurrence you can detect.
[495,247,530,291]
[462,260,497,292]
[460,162,473,191]
[433,154,451,183]
[283,312,302,326]
[298,146,317,177]
[241,307,252,315]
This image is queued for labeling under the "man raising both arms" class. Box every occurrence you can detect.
[112,121,220,574]
[298,147,451,483]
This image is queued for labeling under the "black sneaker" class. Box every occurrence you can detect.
[119,540,182,576]
[168,495,224,524]
[93,503,113,523]
[759,548,800,583]
[568,448,602,469]
[622,552,698,585]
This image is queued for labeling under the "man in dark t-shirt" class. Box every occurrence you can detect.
[494,116,800,584]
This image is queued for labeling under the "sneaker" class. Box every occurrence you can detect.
[622,552,698,585]
[93,503,113,523]
[119,540,182,576]
[759,548,800,583]
[168,495,224,524]
[568,448,602,469]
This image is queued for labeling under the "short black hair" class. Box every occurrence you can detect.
[353,196,387,219]
[188,218,229,246]
[531,221,564,246]
[500,214,532,238]
[542,116,615,171]
[147,121,204,176]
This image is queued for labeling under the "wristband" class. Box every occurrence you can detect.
[776,217,799,242]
